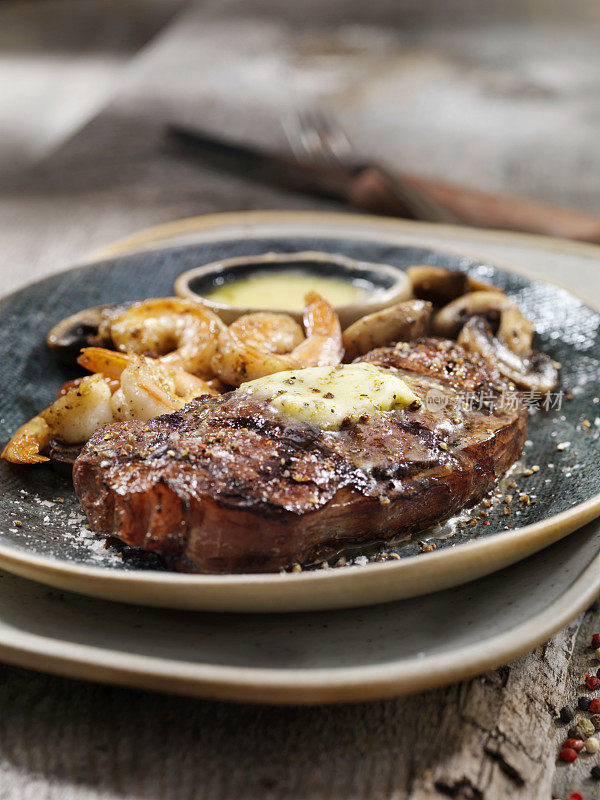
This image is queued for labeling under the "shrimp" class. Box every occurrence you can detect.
[109,298,225,377]
[226,313,305,354]
[2,350,218,465]
[78,347,219,421]
[2,374,115,463]
[211,292,343,386]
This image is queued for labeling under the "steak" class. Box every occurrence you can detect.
[73,339,528,573]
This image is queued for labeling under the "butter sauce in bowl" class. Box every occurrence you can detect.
[204,271,372,312]
[174,251,412,326]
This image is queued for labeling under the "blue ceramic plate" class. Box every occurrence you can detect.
[0,215,599,611]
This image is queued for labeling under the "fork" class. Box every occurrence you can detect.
[283,109,461,224]
[283,109,600,242]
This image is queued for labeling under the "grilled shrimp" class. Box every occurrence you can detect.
[79,348,217,422]
[226,313,305,354]
[2,350,217,464]
[2,374,116,463]
[211,292,343,386]
[109,298,225,377]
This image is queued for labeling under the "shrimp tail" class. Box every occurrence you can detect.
[78,347,131,379]
[302,292,344,365]
[1,416,52,464]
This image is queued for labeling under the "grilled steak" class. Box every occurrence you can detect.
[73,339,528,573]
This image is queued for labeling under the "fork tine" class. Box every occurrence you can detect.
[307,108,352,163]
[285,108,353,166]
[297,109,334,163]
[321,114,354,162]
[282,110,326,162]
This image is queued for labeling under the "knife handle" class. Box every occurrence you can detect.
[346,166,460,224]
[347,165,600,244]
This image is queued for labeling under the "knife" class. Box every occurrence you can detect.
[166,124,600,243]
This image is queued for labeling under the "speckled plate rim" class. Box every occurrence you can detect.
[0,210,599,613]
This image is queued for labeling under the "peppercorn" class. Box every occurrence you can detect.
[593,633,600,649]
[591,714,600,731]
[585,674,600,690]
[560,747,578,762]
[586,736,600,754]
[597,667,600,679]
[567,793,584,800]
[592,764,600,780]
[578,696,591,711]
[569,725,586,740]
[579,718,597,737]
[591,698,600,714]
[560,706,575,723]
[563,738,585,751]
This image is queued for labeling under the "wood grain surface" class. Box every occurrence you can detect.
[1,1,600,797]
[0,0,184,175]
[0,612,589,799]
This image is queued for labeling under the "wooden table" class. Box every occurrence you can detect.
[1,3,600,797]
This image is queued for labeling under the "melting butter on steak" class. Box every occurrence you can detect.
[73,339,528,573]
[239,362,419,430]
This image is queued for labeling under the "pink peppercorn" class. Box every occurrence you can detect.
[563,738,585,751]
[590,698,600,713]
[592,633,600,649]
[567,793,584,800]
[586,675,600,690]
[560,747,578,762]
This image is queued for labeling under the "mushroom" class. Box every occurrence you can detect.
[496,305,534,357]
[407,266,500,307]
[432,290,530,347]
[458,317,558,393]
[342,299,432,362]
[47,439,84,477]
[46,302,130,364]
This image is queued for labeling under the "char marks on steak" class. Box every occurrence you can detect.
[73,339,528,573]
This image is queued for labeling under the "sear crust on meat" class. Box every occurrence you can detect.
[73,339,528,573]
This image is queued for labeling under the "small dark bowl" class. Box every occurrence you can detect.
[174,251,412,327]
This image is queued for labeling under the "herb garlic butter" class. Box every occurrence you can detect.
[240,363,419,430]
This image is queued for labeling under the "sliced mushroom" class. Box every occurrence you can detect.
[433,291,535,358]
[342,299,432,362]
[497,305,534,357]
[458,317,558,393]
[432,291,524,340]
[47,439,84,477]
[407,265,500,307]
[46,302,130,364]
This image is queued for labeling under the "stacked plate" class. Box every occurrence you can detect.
[0,212,598,702]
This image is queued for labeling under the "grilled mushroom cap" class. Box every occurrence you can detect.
[433,290,535,359]
[407,266,499,307]
[497,305,534,357]
[458,317,558,393]
[46,303,130,364]
[342,299,432,362]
